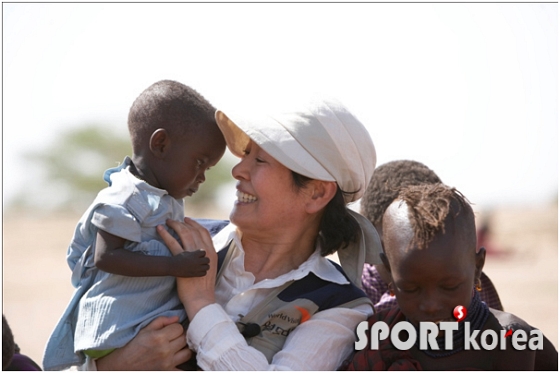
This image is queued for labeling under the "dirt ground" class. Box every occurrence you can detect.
[2,204,558,367]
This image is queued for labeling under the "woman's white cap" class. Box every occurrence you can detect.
[215,97,382,286]
[215,97,376,204]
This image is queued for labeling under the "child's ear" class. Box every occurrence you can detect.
[149,129,170,158]
[374,263,392,285]
[380,252,391,274]
[474,246,486,280]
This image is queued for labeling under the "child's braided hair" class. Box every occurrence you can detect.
[397,183,475,250]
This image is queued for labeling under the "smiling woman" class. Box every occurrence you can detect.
[3,4,557,370]
[89,97,384,371]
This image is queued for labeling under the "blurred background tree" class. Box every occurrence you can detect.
[7,124,235,216]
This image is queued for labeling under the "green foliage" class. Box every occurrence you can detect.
[22,124,234,212]
[26,125,132,198]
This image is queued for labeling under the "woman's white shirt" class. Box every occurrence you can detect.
[186,223,373,371]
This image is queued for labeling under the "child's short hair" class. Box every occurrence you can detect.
[128,80,216,153]
[396,183,476,251]
[361,160,442,228]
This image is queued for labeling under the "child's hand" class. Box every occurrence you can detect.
[157,218,217,320]
[169,249,210,277]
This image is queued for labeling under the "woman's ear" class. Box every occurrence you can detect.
[149,129,170,158]
[305,181,337,214]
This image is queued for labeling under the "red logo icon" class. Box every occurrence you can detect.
[453,305,467,321]
[504,329,513,338]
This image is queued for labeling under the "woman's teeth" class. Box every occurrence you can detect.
[236,190,257,203]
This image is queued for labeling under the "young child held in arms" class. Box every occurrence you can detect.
[43,80,226,370]
[346,183,557,370]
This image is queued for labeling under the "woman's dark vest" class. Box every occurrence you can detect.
[197,219,373,363]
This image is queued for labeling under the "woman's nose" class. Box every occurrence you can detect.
[232,158,248,180]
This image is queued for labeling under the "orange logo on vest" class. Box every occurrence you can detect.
[294,306,310,323]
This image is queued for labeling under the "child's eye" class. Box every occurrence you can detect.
[256,158,265,163]
[442,284,460,291]
[400,287,418,294]
[196,159,204,168]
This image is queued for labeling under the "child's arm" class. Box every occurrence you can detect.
[94,229,210,277]
[534,334,558,371]
[492,310,552,371]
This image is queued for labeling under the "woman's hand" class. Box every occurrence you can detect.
[157,217,217,320]
[96,316,191,371]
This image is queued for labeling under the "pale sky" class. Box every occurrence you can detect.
[2,3,558,212]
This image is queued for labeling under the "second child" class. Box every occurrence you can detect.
[346,183,557,370]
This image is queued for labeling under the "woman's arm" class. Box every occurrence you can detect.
[94,229,210,277]
[534,334,558,371]
[158,218,369,370]
[186,302,370,370]
[156,218,218,319]
[95,316,191,371]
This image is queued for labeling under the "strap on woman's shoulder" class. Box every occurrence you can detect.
[193,218,229,237]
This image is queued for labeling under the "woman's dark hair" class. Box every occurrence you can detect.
[292,172,360,256]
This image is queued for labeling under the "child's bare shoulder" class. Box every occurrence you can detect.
[489,308,558,370]
[489,308,533,332]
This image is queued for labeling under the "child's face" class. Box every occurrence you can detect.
[157,128,225,199]
[384,205,482,327]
